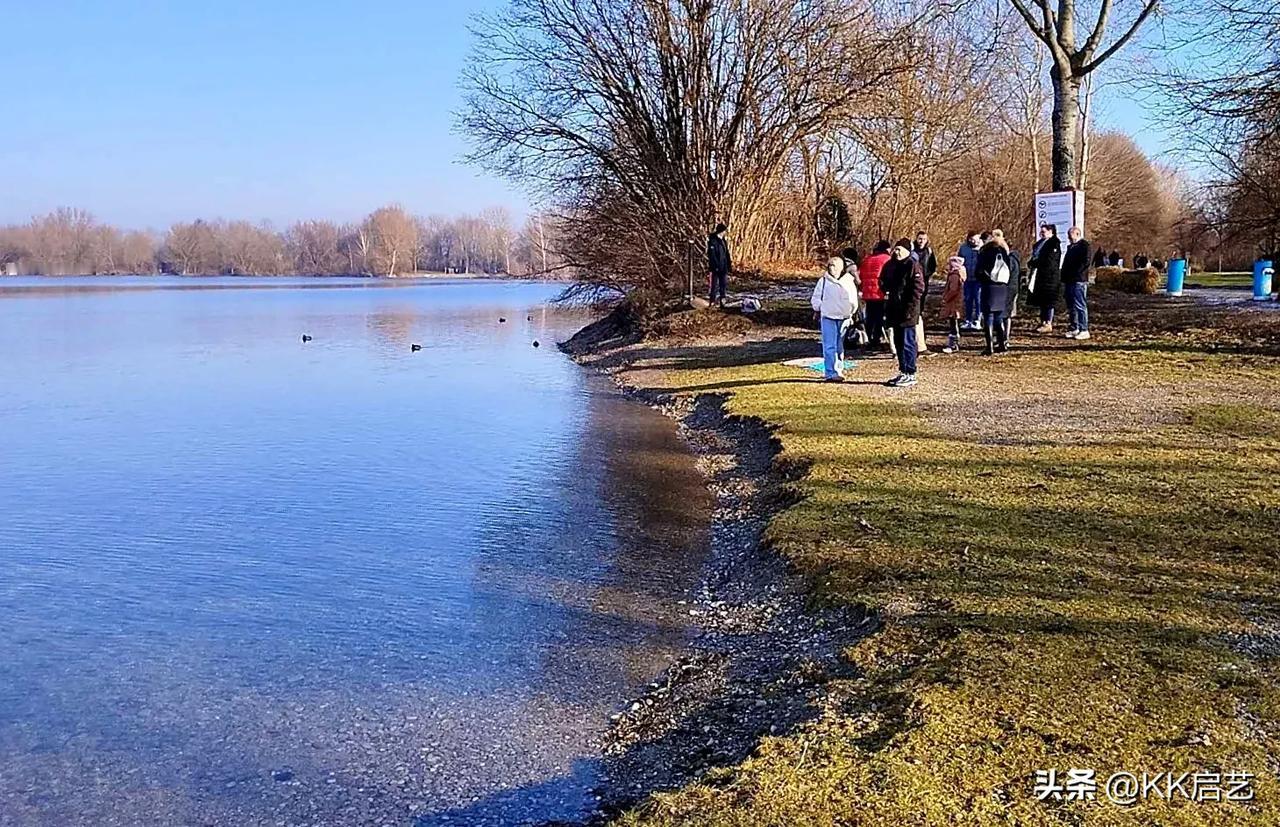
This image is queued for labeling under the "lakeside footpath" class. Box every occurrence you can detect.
[570,290,1280,826]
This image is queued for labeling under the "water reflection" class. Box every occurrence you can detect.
[0,278,710,825]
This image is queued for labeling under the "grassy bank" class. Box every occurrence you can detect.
[582,291,1280,825]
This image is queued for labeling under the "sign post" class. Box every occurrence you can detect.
[1034,190,1085,236]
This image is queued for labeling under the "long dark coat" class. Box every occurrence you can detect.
[1029,235,1062,310]
[977,241,1012,315]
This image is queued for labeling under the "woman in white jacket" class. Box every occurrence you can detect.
[811,256,860,382]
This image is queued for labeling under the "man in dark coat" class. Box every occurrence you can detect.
[1061,226,1093,340]
[1030,224,1062,333]
[707,223,731,305]
[912,231,938,353]
[881,238,926,387]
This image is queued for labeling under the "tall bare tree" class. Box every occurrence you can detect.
[1158,0,1280,254]
[1008,0,1159,190]
[163,220,218,275]
[461,0,915,295]
[364,205,419,276]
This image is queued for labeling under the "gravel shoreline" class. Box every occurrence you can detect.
[563,337,878,825]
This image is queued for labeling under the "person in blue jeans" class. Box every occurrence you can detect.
[880,239,926,387]
[957,231,983,330]
[1061,226,1093,340]
[810,257,860,382]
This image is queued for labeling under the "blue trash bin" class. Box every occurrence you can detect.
[1254,259,1274,301]
[1166,258,1188,296]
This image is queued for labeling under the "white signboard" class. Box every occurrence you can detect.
[1035,190,1085,235]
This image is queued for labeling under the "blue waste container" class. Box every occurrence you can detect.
[1254,259,1274,301]
[1166,258,1188,296]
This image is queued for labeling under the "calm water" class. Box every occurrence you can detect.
[0,277,712,826]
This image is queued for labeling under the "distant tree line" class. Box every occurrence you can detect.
[0,205,565,277]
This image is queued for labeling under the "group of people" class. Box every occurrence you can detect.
[803,224,1094,388]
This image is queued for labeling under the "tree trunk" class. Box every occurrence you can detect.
[1050,64,1081,192]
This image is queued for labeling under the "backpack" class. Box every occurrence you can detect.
[990,256,1011,285]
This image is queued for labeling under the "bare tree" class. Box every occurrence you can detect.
[1009,0,1159,190]
[480,206,514,274]
[461,0,916,296]
[364,205,419,276]
[286,220,347,274]
[1158,0,1280,255]
[219,221,287,275]
[163,220,218,275]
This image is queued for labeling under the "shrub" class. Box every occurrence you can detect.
[1094,265,1161,293]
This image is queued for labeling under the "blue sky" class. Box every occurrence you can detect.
[1,2,1173,231]
[1,0,520,230]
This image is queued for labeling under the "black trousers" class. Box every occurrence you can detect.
[709,270,728,302]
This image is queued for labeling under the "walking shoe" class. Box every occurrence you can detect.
[1064,329,1080,339]
[1034,323,1053,333]
[824,375,845,383]
[995,343,1010,354]
[1074,330,1091,340]
[896,374,918,388]
[885,373,906,387]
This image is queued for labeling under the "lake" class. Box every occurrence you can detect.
[0,277,712,826]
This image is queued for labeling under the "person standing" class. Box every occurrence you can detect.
[1004,247,1023,348]
[976,229,1014,355]
[881,238,926,387]
[810,257,860,382]
[707,223,731,306]
[859,240,892,349]
[957,231,982,330]
[1029,224,1063,333]
[938,255,967,353]
[1061,226,1093,340]
[912,231,938,353]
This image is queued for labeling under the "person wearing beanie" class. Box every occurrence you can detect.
[810,256,860,382]
[707,223,731,305]
[880,238,926,387]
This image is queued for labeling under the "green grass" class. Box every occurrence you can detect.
[1185,272,1254,289]
[612,350,1280,826]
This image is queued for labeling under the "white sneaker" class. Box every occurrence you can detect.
[1074,330,1091,340]
[1064,330,1079,339]
[886,373,906,387]
[898,374,918,388]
